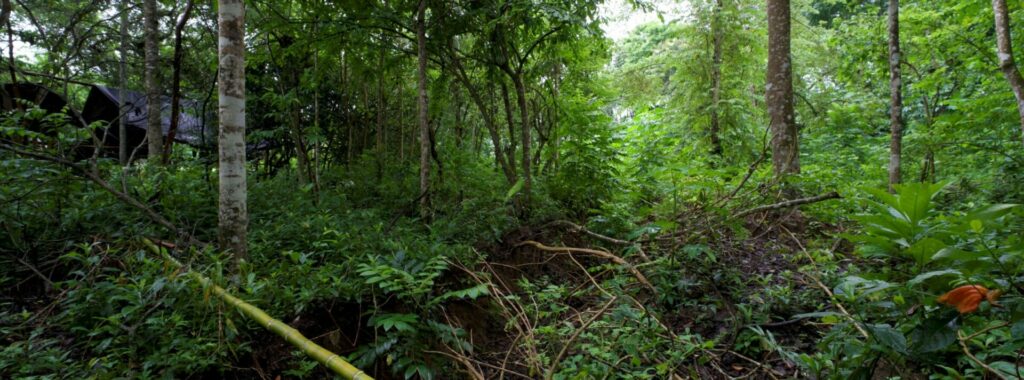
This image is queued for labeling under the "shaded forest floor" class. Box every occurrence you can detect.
[12,161,1016,379]
[202,206,846,379]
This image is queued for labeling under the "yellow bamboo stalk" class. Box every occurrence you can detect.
[141,239,373,380]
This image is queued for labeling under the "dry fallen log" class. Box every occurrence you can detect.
[732,191,841,219]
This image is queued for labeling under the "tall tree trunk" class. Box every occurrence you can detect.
[993,0,1024,145]
[217,0,248,260]
[887,0,903,191]
[399,91,405,162]
[450,53,516,184]
[290,104,311,185]
[2,0,19,107]
[376,42,385,182]
[499,79,518,176]
[511,72,532,205]
[549,65,561,172]
[118,0,129,165]
[309,18,317,190]
[416,0,430,217]
[144,0,163,160]
[312,29,320,189]
[343,52,353,166]
[164,0,195,164]
[709,0,724,156]
[766,0,799,179]
[454,86,464,148]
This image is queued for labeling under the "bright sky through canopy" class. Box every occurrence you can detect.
[599,0,685,41]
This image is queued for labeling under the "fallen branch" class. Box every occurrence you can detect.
[545,296,618,380]
[141,239,373,380]
[713,151,767,208]
[6,252,54,288]
[544,220,652,262]
[957,330,1009,380]
[733,191,841,219]
[516,240,655,293]
[782,227,869,339]
[544,220,632,245]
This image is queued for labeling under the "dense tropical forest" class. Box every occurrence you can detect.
[2,0,1024,378]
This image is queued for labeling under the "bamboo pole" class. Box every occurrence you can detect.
[141,239,373,380]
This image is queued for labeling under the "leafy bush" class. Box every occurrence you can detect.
[802,183,1024,378]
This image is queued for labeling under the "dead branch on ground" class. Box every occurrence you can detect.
[733,191,841,219]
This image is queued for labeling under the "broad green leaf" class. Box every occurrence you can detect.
[867,324,907,354]
[1011,320,1024,341]
[933,247,980,262]
[906,238,947,265]
[907,269,961,286]
[989,361,1024,379]
[909,316,957,353]
[965,204,1018,222]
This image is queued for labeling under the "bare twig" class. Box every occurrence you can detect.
[425,349,528,379]
[714,152,767,208]
[783,227,869,339]
[961,322,1011,342]
[544,220,632,245]
[545,296,618,380]
[544,220,651,261]
[957,330,1010,380]
[6,252,54,288]
[733,191,841,219]
[516,240,655,294]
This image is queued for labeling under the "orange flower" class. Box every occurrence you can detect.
[937,285,1002,314]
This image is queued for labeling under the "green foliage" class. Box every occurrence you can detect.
[2,244,232,378]
[352,250,483,379]
[6,0,1024,378]
[804,184,1024,378]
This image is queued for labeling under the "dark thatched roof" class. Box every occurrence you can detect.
[82,85,214,149]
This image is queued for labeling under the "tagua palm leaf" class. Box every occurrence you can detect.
[141,239,373,380]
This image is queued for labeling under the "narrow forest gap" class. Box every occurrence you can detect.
[2,0,1024,379]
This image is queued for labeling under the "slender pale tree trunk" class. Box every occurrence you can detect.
[547,66,561,172]
[416,0,431,216]
[512,72,531,205]
[217,0,248,260]
[450,54,516,184]
[342,52,353,166]
[993,0,1024,146]
[499,79,519,176]
[376,41,385,182]
[2,0,18,104]
[766,0,799,179]
[887,0,903,192]
[118,0,129,165]
[164,0,195,164]
[144,0,163,160]
[709,0,724,156]
[290,102,311,185]
[312,32,320,189]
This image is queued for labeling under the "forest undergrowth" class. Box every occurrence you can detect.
[5,0,1024,378]
[6,146,1020,379]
